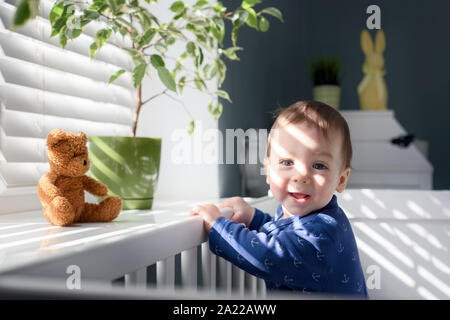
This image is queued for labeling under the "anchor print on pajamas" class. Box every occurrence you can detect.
[208,195,368,298]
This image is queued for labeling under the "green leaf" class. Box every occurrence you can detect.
[259,16,269,32]
[232,10,249,28]
[51,15,68,37]
[133,63,147,88]
[211,17,225,46]
[177,76,186,94]
[90,0,107,11]
[211,102,223,120]
[13,0,39,29]
[187,120,195,135]
[195,47,204,68]
[231,26,239,46]
[213,2,225,13]
[242,0,262,8]
[108,69,126,84]
[150,54,165,68]
[105,0,125,14]
[83,9,100,21]
[89,42,98,57]
[260,7,284,22]
[245,7,258,30]
[221,47,243,61]
[49,1,65,25]
[215,90,231,103]
[95,29,112,49]
[138,28,157,48]
[173,8,187,20]
[194,0,208,8]
[170,1,185,13]
[216,59,226,86]
[207,100,214,113]
[202,63,211,78]
[66,27,82,39]
[209,65,218,79]
[157,66,177,92]
[186,41,196,56]
[194,78,204,90]
[59,27,68,48]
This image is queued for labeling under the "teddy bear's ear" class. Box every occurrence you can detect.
[46,128,69,148]
[77,131,88,145]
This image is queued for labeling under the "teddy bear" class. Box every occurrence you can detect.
[37,128,122,226]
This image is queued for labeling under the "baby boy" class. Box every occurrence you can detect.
[190,101,368,298]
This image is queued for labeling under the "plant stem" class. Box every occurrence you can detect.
[132,84,142,137]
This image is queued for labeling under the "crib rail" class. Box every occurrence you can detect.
[0,197,277,297]
[1,190,449,299]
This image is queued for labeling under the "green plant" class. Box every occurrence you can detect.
[309,56,341,86]
[13,0,283,136]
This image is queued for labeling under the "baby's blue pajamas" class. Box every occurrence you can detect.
[209,195,368,298]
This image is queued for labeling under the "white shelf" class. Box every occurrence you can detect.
[340,110,433,189]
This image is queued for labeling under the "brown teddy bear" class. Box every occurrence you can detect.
[38,129,122,226]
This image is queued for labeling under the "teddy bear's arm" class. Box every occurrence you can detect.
[82,175,108,197]
[37,172,64,203]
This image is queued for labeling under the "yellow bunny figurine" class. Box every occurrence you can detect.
[358,29,388,110]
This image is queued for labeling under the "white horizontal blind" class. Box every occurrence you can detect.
[0,0,136,213]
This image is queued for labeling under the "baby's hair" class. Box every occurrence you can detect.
[265,101,352,169]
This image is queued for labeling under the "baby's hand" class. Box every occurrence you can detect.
[219,197,255,227]
[189,204,222,233]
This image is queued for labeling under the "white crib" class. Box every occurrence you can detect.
[0,189,449,300]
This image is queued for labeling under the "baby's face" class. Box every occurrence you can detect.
[266,121,350,218]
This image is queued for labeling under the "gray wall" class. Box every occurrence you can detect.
[219,0,450,196]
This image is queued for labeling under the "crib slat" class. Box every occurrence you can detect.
[181,247,197,289]
[218,257,226,292]
[258,278,266,298]
[210,250,216,291]
[226,261,232,295]
[156,256,175,290]
[201,242,210,290]
[232,265,245,296]
[238,268,245,296]
[248,273,258,298]
[124,267,147,288]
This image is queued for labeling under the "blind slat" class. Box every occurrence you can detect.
[0,30,134,90]
[0,83,133,125]
[0,57,135,107]
[0,162,49,187]
[0,133,46,163]
[0,2,133,71]
[1,108,132,139]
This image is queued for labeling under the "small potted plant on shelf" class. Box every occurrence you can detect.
[309,56,342,110]
[13,0,283,209]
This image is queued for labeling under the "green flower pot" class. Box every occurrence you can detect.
[313,85,341,110]
[88,136,162,210]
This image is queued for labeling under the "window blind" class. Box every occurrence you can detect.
[0,0,136,214]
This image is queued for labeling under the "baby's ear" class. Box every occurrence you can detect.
[361,29,374,55]
[263,158,270,185]
[375,29,385,54]
[336,167,351,193]
[46,128,69,148]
